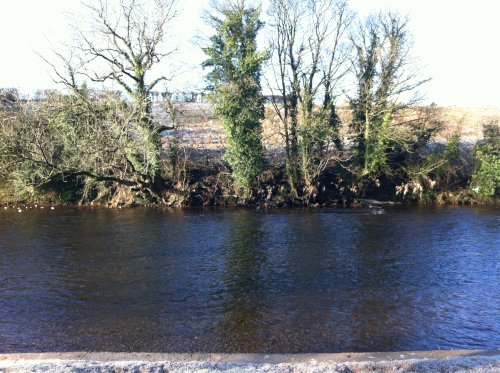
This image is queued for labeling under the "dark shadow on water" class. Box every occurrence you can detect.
[209,211,269,351]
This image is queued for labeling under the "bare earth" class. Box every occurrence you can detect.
[0,350,498,372]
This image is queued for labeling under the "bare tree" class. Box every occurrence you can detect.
[43,0,179,194]
[77,0,177,113]
[267,0,353,199]
[28,0,180,201]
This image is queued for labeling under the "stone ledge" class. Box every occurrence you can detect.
[0,350,498,372]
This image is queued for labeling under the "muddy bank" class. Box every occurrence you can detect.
[0,351,498,372]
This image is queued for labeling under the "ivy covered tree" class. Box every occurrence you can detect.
[203,0,267,191]
[349,12,432,193]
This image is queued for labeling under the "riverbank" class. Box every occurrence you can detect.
[1,166,497,209]
[0,191,496,209]
[2,95,498,208]
[0,351,498,372]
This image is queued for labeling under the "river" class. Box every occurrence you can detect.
[0,205,498,353]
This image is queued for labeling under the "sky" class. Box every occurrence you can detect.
[0,0,499,107]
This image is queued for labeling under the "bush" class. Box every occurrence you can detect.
[397,134,463,200]
[470,122,499,199]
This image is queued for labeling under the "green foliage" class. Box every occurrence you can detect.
[0,91,160,202]
[470,122,500,198]
[203,2,267,191]
[0,93,61,195]
[348,12,436,195]
[397,134,463,200]
[361,110,392,179]
[218,88,265,189]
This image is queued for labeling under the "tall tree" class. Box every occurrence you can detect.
[268,0,352,200]
[349,12,429,191]
[203,0,267,191]
[47,0,178,194]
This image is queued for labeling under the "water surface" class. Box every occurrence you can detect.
[0,206,498,352]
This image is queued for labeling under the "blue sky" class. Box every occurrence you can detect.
[1,0,499,106]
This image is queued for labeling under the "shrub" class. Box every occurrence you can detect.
[470,122,499,199]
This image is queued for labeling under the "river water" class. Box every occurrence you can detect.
[0,205,498,353]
